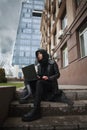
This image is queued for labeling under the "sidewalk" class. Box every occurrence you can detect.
[59,85,87,90]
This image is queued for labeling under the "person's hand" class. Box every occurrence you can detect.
[42,76,48,80]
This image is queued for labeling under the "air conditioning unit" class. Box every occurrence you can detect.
[58,30,63,39]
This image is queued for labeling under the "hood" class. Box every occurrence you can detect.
[36,49,49,58]
[35,49,49,65]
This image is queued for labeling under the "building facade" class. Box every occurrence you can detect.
[12,0,44,78]
[40,0,87,85]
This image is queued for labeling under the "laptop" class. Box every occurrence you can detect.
[22,64,38,81]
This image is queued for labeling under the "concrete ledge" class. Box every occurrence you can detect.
[0,86,16,125]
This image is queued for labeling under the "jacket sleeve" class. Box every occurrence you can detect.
[48,61,60,81]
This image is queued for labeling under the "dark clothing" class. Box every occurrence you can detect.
[24,59,60,106]
[22,49,73,122]
[37,59,60,94]
[25,49,60,106]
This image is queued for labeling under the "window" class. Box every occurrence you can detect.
[20,22,26,28]
[22,18,32,23]
[18,39,31,45]
[32,29,40,34]
[76,0,81,6]
[32,19,41,24]
[32,34,40,40]
[24,13,31,18]
[58,0,62,8]
[20,51,24,57]
[20,34,31,39]
[34,4,43,10]
[32,24,40,29]
[20,46,30,51]
[61,43,68,67]
[22,8,27,13]
[61,10,67,30]
[34,1,43,5]
[25,52,30,57]
[27,23,31,28]
[53,29,56,46]
[23,29,32,34]
[23,3,32,9]
[32,40,39,46]
[32,10,42,17]
[79,22,87,57]
[27,9,31,13]
[30,58,35,64]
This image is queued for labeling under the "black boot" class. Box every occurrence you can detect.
[22,91,41,121]
[22,107,41,122]
[22,80,43,121]
[19,84,32,104]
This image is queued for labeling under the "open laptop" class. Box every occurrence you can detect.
[22,64,38,81]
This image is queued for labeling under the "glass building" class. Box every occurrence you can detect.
[12,0,44,78]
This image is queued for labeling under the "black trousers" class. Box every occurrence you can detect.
[24,79,53,108]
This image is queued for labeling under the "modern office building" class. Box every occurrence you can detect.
[12,0,44,78]
[40,0,87,85]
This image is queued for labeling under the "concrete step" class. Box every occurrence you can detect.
[2,115,87,130]
[16,88,87,100]
[63,89,87,100]
[9,100,87,117]
[15,86,87,112]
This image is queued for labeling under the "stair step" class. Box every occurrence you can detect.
[16,89,87,100]
[2,115,87,130]
[63,90,87,100]
[9,100,87,117]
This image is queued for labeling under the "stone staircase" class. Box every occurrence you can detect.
[1,85,87,130]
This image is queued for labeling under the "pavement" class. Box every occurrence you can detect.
[59,85,87,90]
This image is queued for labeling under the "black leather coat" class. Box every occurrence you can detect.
[37,59,60,94]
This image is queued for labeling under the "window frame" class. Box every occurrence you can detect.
[61,9,67,30]
[61,43,69,68]
[79,24,87,58]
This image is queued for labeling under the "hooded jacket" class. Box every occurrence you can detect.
[35,49,60,93]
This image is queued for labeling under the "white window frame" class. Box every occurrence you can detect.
[61,14,67,30]
[79,24,87,58]
[62,44,68,68]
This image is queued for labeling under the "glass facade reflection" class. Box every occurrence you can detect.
[12,0,44,67]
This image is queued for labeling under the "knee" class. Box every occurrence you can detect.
[36,80,44,88]
[36,80,43,84]
[24,79,30,85]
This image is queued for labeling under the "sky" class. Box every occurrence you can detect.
[0,0,23,75]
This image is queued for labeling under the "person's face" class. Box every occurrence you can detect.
[37,52,43,61]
